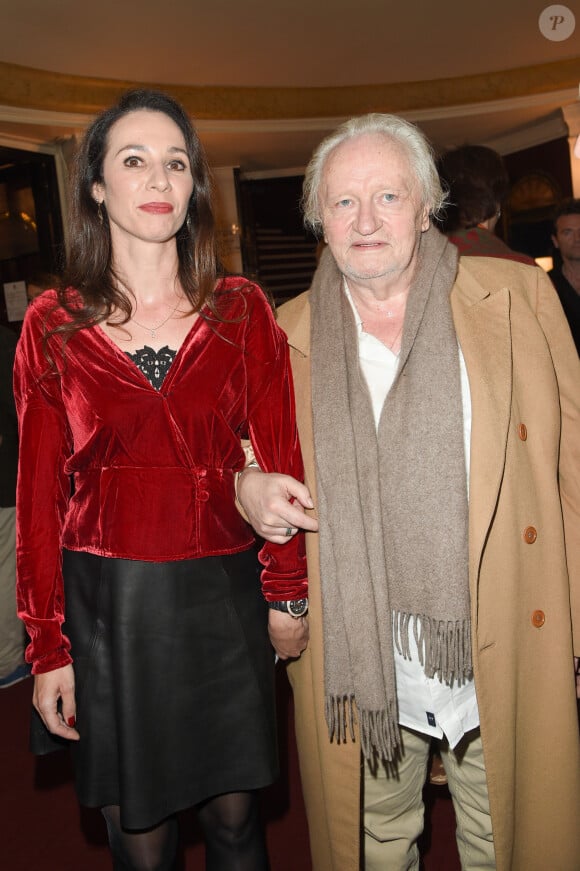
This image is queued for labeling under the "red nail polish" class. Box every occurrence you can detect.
[67,716,76,727]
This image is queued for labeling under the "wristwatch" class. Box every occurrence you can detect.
[268,598,309,618]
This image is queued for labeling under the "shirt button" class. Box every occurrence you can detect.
[531,610,545,628]
[523,526,537,544]
[518,423,527,441]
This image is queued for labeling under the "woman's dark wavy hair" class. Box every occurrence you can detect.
[56,88,223,339]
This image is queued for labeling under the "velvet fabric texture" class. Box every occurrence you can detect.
[14,278,307,675]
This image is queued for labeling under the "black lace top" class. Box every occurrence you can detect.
[126,345,177,390]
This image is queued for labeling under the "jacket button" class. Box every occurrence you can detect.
[531,610,545,628]
[523,526,537,544]
[518,423,527,441]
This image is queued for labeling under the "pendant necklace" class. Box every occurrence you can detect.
[130,299,181,339]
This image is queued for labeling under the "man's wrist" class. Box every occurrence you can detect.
[268,597,309,618]
[235,460,261,501]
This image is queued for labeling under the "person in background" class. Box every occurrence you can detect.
[26,267,60,303]
[549,198,580,354]
[14,88,307,871]
[0,323,29,689]
[437,144,535,264]
[237,114,580,871]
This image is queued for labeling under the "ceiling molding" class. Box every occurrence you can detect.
[482,114,570,155]
[1,57,579,121]
[0,87,577,140]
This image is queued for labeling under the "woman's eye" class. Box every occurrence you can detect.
[167,159,187,172]
[124,156,141,167]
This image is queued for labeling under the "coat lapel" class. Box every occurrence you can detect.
[451,263,512,623]
[282,271,514,628]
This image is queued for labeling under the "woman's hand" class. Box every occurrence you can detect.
[237,469,319,544]
[33,664,80,741]
[268,609,309,660]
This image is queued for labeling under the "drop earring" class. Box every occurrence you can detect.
[97,201,104,225]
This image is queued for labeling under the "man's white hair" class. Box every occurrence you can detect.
[302,113,446,236]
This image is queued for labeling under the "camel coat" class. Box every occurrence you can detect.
[279,255,580,871]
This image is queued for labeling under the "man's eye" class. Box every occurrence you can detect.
[337,199,352,207]
[382,193,396,203]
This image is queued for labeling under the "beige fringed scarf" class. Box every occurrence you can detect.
[310,226,470,761]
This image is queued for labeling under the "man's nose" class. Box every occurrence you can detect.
[355,201,381,234]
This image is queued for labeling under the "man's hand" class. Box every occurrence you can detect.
[237,469,318,544]
[33,664,80,740]
[268,609,309,660]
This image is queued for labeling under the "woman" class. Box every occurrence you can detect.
[14,89,308,871]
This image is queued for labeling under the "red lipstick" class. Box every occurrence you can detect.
[139,203,173,214]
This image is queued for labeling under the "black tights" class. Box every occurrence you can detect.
[102,791,269,871]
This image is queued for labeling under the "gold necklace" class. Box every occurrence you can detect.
[130,299,181,339]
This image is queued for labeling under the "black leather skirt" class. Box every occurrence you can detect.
[33,547,278,830]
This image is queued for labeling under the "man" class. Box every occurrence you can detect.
[437,144,536,266]
[549,198,580,354]
[0,323,28,688]
[238,114,580,870]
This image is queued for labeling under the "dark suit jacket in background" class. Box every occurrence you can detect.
[548,266,580,355]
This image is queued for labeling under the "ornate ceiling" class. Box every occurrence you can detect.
[0,0,579,171]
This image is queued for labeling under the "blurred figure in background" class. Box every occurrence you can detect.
[437,144,535,264]
[0,323,29,688]
[549,198,580,354]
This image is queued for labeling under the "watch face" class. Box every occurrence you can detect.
[288,598,308,617]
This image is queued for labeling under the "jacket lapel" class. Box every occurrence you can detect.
[451,263,512,622]
[283,271,514,628]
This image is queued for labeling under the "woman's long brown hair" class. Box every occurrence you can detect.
[52,88,224,344]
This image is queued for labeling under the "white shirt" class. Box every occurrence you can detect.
[344,282,479,748]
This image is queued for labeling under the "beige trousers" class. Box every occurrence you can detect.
[364,726,495,870]
[0,507,25,676]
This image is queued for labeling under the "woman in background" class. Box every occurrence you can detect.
[14,88,308,871]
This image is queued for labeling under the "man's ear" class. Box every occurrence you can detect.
[420,205,430,232]
[551,234,559,250]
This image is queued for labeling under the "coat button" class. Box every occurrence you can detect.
[518,423,527,441]
[531,610,545,628]
[523,526,537,543]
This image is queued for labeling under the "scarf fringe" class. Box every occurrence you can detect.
[325,694,400,761]
[394,611,472,684]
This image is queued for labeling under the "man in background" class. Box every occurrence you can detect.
[549,198,580,354]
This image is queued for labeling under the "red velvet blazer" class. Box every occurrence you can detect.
[14,278,307,674]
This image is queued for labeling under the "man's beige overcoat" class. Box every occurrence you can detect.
[279,255,580,871]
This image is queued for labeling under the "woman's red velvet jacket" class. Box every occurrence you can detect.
[14,279,307,674]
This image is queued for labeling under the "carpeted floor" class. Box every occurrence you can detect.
[0,668,460,870]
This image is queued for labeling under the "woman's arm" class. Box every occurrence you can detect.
[243,289,314,657]
[14,308,73,675]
